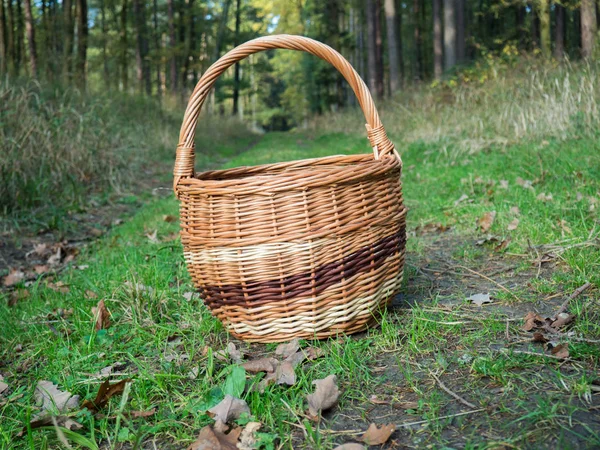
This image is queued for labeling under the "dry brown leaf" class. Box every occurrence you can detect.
[510,206,521,216]
[454,194,469,206]
[507,218,519,231]
[127,408,156,418]
[91,299,110,331]
[89,228,104,237]
[227,342,243,364]
[146,230,159,244]
[242,358,278,373]
[47,281,70,293]
[33,243,50,257]
[559,220,572,235]
[516,177,533,189]
[275,361,296,386]
[532,332,549,343]
[85,290,98,299]
[333,445,366,450]
[523,312,545,331]
[35,381,80,414]
[478,211,497,233]
[359,423,396,445]
[34,265,50,275]
[187,425,240,450]
[82,378,131,413]
[537,192,553,202]
[551,344,570,359]
[275,338,300,358]
[163,215,177,223]
[47,247,63,266]
[494,238,511,252]
[499,180,509,189]
[8,289,29,306]
[551,313,575,330]
[306,375,339,418]
[0,375,8,396]
[237,422,262,450]
[18,415,83,437]
[3,268,25,287]
[207,395,250,426]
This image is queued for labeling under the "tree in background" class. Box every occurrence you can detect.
[581,0,597,58]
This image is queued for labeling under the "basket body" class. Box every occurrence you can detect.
[177,154,406,342]
[174,35,407,342]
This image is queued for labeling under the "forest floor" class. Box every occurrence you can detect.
[1,131,599,450]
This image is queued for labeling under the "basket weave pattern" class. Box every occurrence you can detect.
[174,35,407,342]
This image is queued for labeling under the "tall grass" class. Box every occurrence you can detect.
[314,58,600,152]
[0,80,253,217]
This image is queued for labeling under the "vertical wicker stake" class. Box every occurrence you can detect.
[174,35,407,342]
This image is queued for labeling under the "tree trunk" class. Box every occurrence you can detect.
[384,0,400,93]
[100,0,109,87]
[374,0,384,99]
[413,0,422,80]
[167,0,177,91]
[538,0,550,57]
[554,2,565,59]
[133,0,150,94]
[0,0,7,74]
[581,0,596,59]
[232,0,241,115]
[515,2,525,49]
[443,0,456,69]
[213,0,231,60]
[432,0,442,78]
[153,0,161,97]
[120,0,127,90]
[531,4,539,50]
[182,0,195,90]
[23,0,35,77]
[395,0,404,83]
[5,0,14,74]
[75,0,87,87]
[15,0,23,75]
[455,0,465,62]
[63,0,73,80]
[366,0,377,93]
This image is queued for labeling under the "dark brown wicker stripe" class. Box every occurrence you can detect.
[201,225,406,309]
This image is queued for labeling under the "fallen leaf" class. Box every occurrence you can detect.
[183,292,197,301]
[127,408,156,418]
[523,311,545,331]
[19,415,83,437]
[124,281,154,295]
[333,445,366,450]
[207,395,250,427]
[478,211,496,233]
[34,265,50,275]
[507,218,519,231]
[237,422,262,450]
[163,215,177,223]
[284,351,307,367]
[499,180,509,189]
[47,247,63,266]
[576,192,583,201]
[558,219,572,235]
[3,268,25,287]
[242,358,278,373]
[510,206,521,216]
[275,338,300,358]
[8,289,29,306]
[536,192,553,202]
[227,342,243,364]
[91,299,110,331]
[306,375,339,419]
[551,344,569,359]
[89,228,104,237]
[468,293,492,306]
[187,425,240,450]
[82,378,132,413]
[551,313,575,329]
[274,361,295,386]
[146,230,159,243]
[516,177,533,189]
[454,194,469,207]
[77,265,89,270]
[494,238,511,252]
[0,375,8,395]
[359,423,396,445]
[47,281,70,293]
[85,290,98,299]
[35,381,80,414]
[532,332,549,343]
[33,243,50,257]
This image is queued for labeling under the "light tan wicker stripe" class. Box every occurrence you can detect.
[183,222,403,285]
[216,255,403,338]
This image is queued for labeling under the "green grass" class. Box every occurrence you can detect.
[2,128,599,449]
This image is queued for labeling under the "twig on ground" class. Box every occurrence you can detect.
[429,371,478,410]
[553,282,591,319]
[500,348,572,362]
[396,408,486,429]
[456,265,521,301]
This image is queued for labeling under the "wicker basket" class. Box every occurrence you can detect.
[173,35,406,342]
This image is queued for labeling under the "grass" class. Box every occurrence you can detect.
[2,60,600,448]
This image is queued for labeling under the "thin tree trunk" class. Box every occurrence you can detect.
[213,0,231,60]
[120,0,127,90]
[133,0,150,94]
[433,0,442,78]
[581,0,596,58]
[395,0,404,84]
[232,0,241,115]
[5,0,14,74]
[166,0,176,91]
[413,0,422,80]
[531,4,539,50]
[515,2,525,49]
[0,0,7,74]
[455,0,465,62]
[63,0,73,80]
[75,0,87,87]
[374,0,384,98]
[153,0,161,97]
[384,0,400,93]
[538,0,550,57]
[554,2,565,59]
[15,0,23,75]
[443,0,456,69]
[23,0,35,77]
[366,0,377,94]
[101,0,109,87]
[182,0,195,90]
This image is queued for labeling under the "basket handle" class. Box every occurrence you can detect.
[174,34,397,187]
